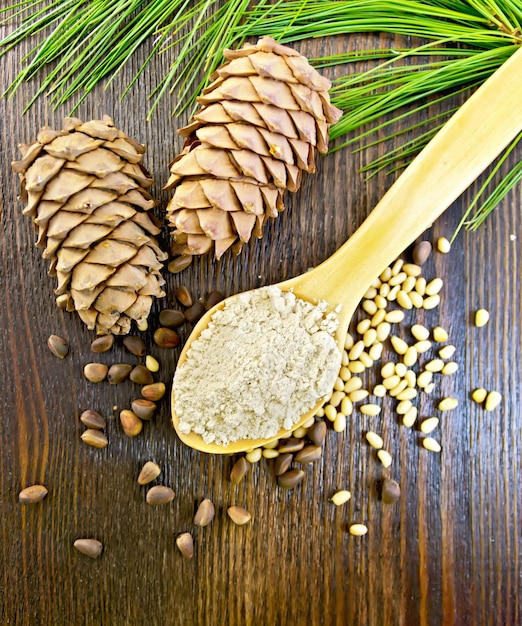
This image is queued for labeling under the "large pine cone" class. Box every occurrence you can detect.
[12,115,167,335]
[165,36,342,267]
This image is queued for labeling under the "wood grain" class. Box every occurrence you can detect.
[0,14,520,626]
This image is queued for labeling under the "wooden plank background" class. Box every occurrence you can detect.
[0,9,520,626]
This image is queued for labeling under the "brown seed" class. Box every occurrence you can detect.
[141,382,166,401]
[307,421,327,447]
[277,438,305,454]
[130,365,154,385]
[80,409,106,430]
[19,484,48,504]
[176,532,194,558]
[123,335,147,357]
[73,538,103,558]
[230,457,250,484]
[81,429,108,448]
[153,327,181,349]
[90,334,114,353]
[184,301,206,323]
[294,445,322,464]
[168,256,192,273]
[204,290,225,310]
[194,499,216,527]
[107,363,132,384]
[412,240,432,265]
[131,398,157,420]
[47,334,69,359]
[83,363,108,383]
[277,469,305,490]
[381,478,401,504]
[159,309,186,328]
[227,505,252,525]
[274,453,293,476]
[137,461,161,485]
[120,410,143,437]
[175,285,193,307]
[146,485,175,506]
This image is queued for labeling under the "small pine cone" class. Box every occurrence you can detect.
[165,36,342,267]
[12,115,167,335]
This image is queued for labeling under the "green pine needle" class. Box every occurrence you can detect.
[1,0,521,234]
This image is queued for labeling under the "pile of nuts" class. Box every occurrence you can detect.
[22,235,503,556]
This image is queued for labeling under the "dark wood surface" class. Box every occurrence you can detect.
[1,16,520,626]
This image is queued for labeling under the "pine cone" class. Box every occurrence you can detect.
[12,115,167,335]
[165,36,342,267]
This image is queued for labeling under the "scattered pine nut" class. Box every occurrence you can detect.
[485,391,502,411]
[420,417,439,434]
[396,387,417,401]
[403,263,422,277]
[245,448,262,463]
[438,397,459,411]
[415,277,427,295]
[331,490,351,506]
[388,380,408,397]
[389,272,407,287]
[432,326,449,342]
[365,431,384,449]
[425,358,444,373]
[422,294,440,310]
[145,355,160,372]
[396,290,413,310]
[396,400,413,415]
[385,310,405,324]
[417,371,434,388]
[262,449,280,459]
[340,397,354,416]
[349,389,369,403]
[376,321,391,341]
[414,340,432,354]
[394,362,407,377]
[333,413,347,432]
[411,324,430,341]
[403,346,418,367]
[369,343,384,361]
[373,384,387,398]
[474,309,490,327]
[437,237,451,253]
[471,388,487,404]
[348,361,366,373]
[357,319,371,334]
[422,437,442,452]
[425,277,443,296]
[362,300,378,315]
[438,344,456,359]
[381,362,396,379]
[374,294,387,310]
[401,275,416,292]
[371,309,386,327]
[441,361,458,375]
[390,259,404,275]
[360,404,381,416]
[409,291,424,308]
[377,449,392,468]
[390,336,408,355]
[349,524,368,537]
[402,406,418,428]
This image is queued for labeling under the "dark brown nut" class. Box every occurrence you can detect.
[146,485,175,506]
[129,365,154,385]
[81,429,108,448]
[277,469,305,490]
[19,484,48,504]
[184,301,205,323]
[80,409,106,430]
[141,382,166,401]
[153,327,181,349]
[73,539,103,558]
[307,420,327,447]
[47,334,69,359]
[176,532,194,558]
[227,505,251,525]
[230,457,250,484]
[83,363,108,383]
[175,285,193,307]
[194,499,215,527]
[278,438,305,454]
[137,461,161,485]
[274,453,293,476]
[159,309,186,328]
[90,335,114,353]
[131,399,156,420]
[107,363,132,384]
[294,445,323,464]
[412,240,432,265]
[204,290,225,310]
[168,256,192,273]
[381,478,401,504]
[120,410,143,437]
[123,335,147,357]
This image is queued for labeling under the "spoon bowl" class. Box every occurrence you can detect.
[172,46,522,454]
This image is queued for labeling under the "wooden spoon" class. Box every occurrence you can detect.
[172,46,522,454]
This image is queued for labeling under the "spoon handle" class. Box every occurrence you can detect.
[317,45,522,310]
